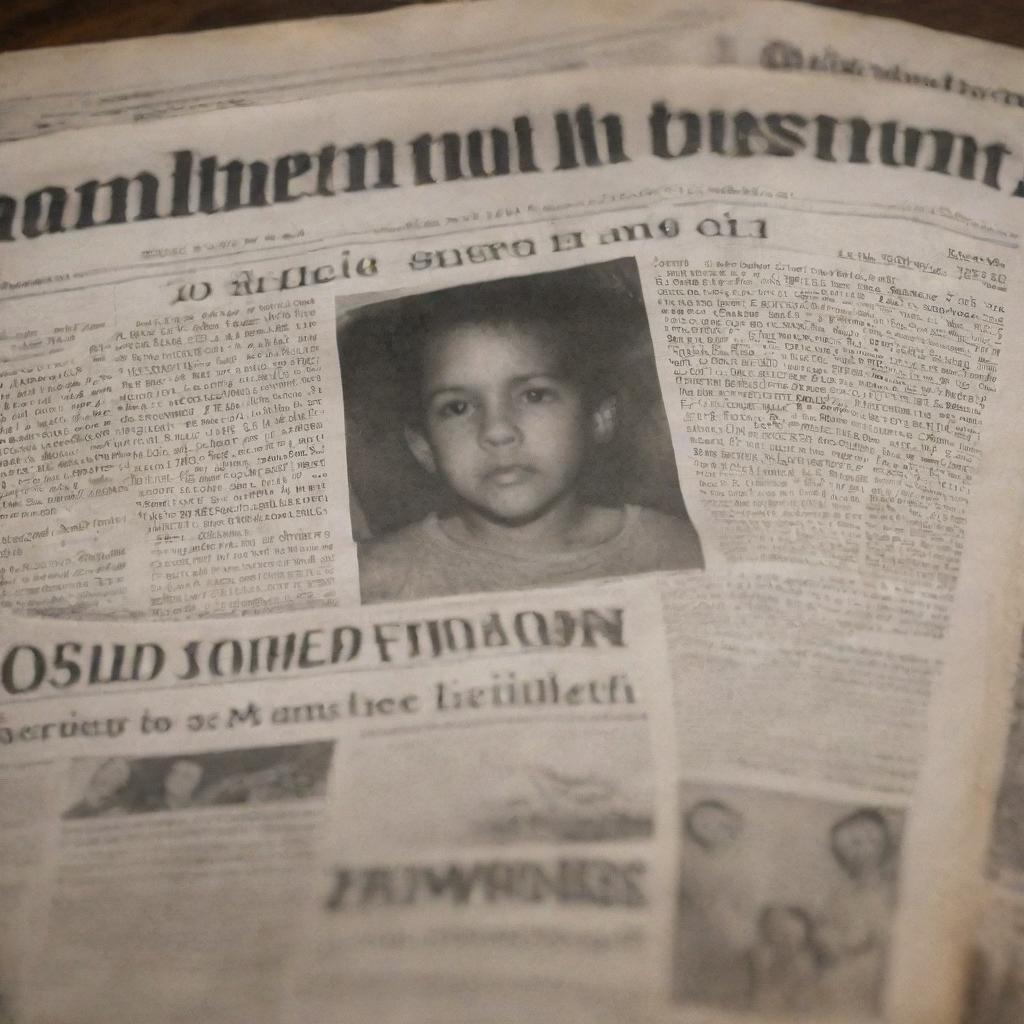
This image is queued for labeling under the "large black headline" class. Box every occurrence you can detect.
[2,101,1021,243]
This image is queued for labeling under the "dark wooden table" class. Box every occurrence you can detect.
[2,0,1022,52]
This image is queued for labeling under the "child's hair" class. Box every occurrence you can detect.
[342,263,646,429]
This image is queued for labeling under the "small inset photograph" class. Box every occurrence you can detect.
[62,741,334,818]
[672,782,903,1020]
[336,257,704,604]
[340,720,654,852]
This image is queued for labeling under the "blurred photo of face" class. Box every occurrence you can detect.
[832,813,889,877]
[408,324,612,529]
[685,800,743,852]
[164,760,204,808]
[84,758,131,806]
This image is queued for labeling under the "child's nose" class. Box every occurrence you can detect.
[480,405,520,447]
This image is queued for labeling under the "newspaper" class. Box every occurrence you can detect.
[4,0,1024,143]
[2,583,680,1024]
[3,10,1024,1023]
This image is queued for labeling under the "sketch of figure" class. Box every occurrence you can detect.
[817,808,896,1016]
[748,904,824,1015]
[473,762,652,843]
[673,799,757,1008]
[63,757,137,819]
[527,764,620,811]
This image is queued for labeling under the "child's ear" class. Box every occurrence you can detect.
[591,395,617,444]
[404,425,437,474]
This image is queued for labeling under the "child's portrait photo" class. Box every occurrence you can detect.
[335,258,704,604]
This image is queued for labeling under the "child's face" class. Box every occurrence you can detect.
[687,802,742,850]
[833,817,888,875]
[408,323,612,526]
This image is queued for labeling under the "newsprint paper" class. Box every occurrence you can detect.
[3,0,1024,144]
[3,14,1024,1024]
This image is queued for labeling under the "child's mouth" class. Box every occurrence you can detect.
[486,465,536,485]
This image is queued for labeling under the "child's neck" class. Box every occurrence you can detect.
[445,496,621,554]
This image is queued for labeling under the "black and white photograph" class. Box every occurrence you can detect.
[988,648,1024,880]
[62,742,334,818]
[672,782,903,1019]
[335,258,704,604]
[339,720,653,851]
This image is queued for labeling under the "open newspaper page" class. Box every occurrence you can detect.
[0,584,678,1024]
[3,0,1024,143]
[3,63,1024,1023]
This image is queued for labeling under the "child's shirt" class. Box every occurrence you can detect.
[357,504,703,603]
[749,943,821,1013]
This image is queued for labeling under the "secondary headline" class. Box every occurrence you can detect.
[0,605,626,696]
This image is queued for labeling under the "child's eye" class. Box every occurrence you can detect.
[436,398,472,418]
[521,387,557,404]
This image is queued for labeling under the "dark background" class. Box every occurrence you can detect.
[2,0,1022,51]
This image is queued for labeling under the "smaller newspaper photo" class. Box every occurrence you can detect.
[3,2,1024,1023]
